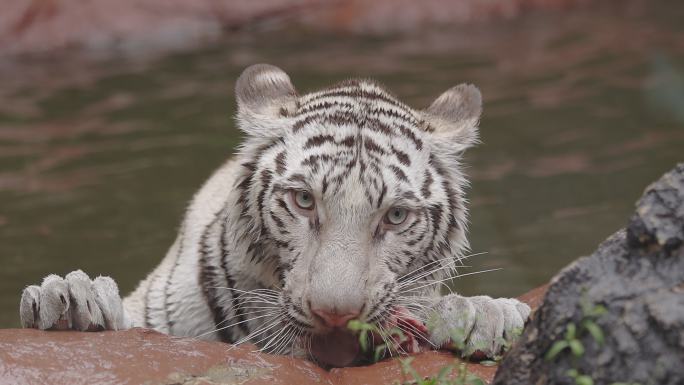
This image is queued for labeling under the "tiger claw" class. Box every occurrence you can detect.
[427,294,530,358]
[19,270,129,331]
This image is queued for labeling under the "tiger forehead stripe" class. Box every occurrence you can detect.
[291,91,426,159]
[301,84,415,114]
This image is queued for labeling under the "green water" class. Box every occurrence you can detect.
[1,1,683,328]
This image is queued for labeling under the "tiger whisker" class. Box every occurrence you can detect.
[397,263,474,289]
[210,286,281,300]
[238,305,280,311]
[196,312,279,339]
[232,313,285,347]
[212,311,281,332]
[393,321,436,349]
[258,325,289,353]
[378,321,410,357]
[397,251,488,283]
[400,268,501,294]
[272,325,299,355]
[252,319,290,351]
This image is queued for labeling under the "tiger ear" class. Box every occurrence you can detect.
[235,64,298,138]
[423,84,482,156]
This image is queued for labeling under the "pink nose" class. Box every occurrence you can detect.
[312,308,360,328]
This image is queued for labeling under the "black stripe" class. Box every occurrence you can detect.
[398,125,423,150]
[369,106,419,126]
[198,214,233,342]
[303,134,336,149]
[397,217,421,235]
[276,197,295,219]
[143,271,158,329]
[269,210,286,229]
[298,100,355,115]
[220,213,252,339]
[366,118,395,136]
[377,181,387,208]
[389,165,408,182]
[421,170,433,198]
[363,137,387,155]
[163,225,185,331]
[390,146,409,167]
[366,290,393,323]
[274,151,286,175]
[304,86,413,116]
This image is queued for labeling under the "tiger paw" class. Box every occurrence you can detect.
[20,270,128,331]
[427,294,530,359]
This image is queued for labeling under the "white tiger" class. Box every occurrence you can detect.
[20,64,530,367]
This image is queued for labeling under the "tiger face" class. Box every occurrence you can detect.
[234,64,481,366]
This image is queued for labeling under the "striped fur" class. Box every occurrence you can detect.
[120,65,482,353]
[121,65,481,352]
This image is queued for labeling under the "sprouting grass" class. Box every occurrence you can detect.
[347,320,487,385]
[397,358,486,385]
[545,301,607,362]
[347,319,408,363]
[544,298,641,385]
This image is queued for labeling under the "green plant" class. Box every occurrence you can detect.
[544,300,635,385]
[566,369,594,385]
[396,358,486,385]
[545,303,607,361]
[347,320,487,385]
[347,319,407,363]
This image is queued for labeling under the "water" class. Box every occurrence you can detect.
[1,1,683,328]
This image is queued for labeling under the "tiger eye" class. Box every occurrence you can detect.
[384,207,408,225]
[294,190,315,210]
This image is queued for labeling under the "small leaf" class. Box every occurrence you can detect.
[359,330,369,352]
[583,320,604,345]
[387,327,408,343]
[468,377,486,385]
[566,369,579,378]
[347,319,363,331]
[373,345,385,363]
[399,357,422,383]
[565,323,577,340]
[435,364,454,382]
[479,360,498,367]
[449,327,467,350]
[457,363,468,382]
[569,339,585,357]
[589,305,608,317]
[545,340,569,361]
[576,375,594,385]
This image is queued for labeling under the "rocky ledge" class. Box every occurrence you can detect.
[493,163,684,385]
[0,288,546,385]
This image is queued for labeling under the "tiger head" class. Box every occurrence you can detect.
[234,64,481,366]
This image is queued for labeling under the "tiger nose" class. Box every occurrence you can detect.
[312,308,360,328]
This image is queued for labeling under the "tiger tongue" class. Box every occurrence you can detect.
[310,330,360,367]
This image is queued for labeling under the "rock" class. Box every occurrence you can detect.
[492,164,684,385]
[0,329,491,385]
[0,284,549,385]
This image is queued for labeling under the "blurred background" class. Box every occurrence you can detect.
[1,0,683,328]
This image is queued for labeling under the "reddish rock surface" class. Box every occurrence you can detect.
[1,0,589,57]
[0,285,547,385]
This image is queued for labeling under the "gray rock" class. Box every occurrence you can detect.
[493,163,684,385]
